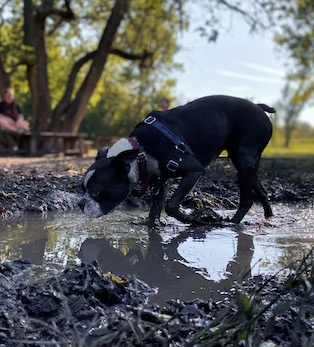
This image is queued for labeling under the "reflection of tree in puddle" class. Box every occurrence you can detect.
[0,219,48,264]
[275,238,314,270]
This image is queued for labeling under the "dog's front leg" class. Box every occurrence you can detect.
[165,171,203,224]
[148,184,166,228]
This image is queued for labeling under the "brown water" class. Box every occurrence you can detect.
[0,204,313,305]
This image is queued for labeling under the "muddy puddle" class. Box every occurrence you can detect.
[0,204,313,306]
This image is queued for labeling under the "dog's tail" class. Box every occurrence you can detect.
[257,103,276,113]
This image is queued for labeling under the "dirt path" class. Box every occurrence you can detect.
[0,155,94,170]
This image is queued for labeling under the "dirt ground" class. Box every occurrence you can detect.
[0,154,313,346]
[0,155,313,218]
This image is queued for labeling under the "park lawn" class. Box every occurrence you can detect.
[219,137,314,158]
[263,137,314,157]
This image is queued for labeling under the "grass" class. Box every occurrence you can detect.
[220,136,314,158]
[263,136,314,157]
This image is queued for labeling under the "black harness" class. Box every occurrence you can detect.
[143,115,193,172]
[130,115,194,197]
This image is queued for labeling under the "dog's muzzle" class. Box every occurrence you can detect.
[78,196,103,218]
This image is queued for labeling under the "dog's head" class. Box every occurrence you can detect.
[79,148,139,217]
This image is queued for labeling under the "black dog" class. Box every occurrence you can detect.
[79,95,274,225]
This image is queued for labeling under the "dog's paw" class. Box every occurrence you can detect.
[191,207,222,224]
[147,218,167,229]
[189,216,208,225]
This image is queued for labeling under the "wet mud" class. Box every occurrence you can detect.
[0,156,313,218]
[0,254,313,346]
[0,156,313,345]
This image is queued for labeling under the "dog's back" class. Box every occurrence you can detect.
[131,95,273,167]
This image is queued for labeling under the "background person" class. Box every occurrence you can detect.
[0,88,29,133]
[0,88,29,151]
[160,97,170,111]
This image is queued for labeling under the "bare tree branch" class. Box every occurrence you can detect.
[35,0,74,21]
[49,51,96,130]
[109,48,153,61]
[218,0,266,31]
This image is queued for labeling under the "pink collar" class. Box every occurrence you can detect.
[127,137,140,150]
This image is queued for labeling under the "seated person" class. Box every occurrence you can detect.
[0,88,29,133]
[0,88,29,150]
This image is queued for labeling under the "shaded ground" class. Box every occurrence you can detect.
[0,253,313,346]
[0,155,313,346]
[0,156,313,217]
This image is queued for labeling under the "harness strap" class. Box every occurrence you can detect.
[127,137,149,196]
[135,152,149,196]
[142,115,193,172]
[143,116,184,148]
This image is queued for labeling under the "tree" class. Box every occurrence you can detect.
[80,63,177,139]
[0,0,175,132]
[277,83,306,148]
[0,0,298,134]
[274,0,314,104]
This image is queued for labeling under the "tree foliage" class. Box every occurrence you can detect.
[0,0,304,136]
[0,0,183,133]
[80,0,182,138]
[274,0,314,103]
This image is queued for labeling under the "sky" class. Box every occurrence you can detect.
[171,10,314,127]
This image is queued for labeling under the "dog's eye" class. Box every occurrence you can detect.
[90,189,99,198]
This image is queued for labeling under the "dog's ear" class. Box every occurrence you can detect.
[110,149,139,175]
[96,147,109,161]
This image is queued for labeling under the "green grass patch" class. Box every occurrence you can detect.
[263,136,314,157]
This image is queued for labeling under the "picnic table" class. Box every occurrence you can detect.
[17,131,89,156]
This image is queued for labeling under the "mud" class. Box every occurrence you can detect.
[0,253,312,346]
[0,156,313,346]
[0,156,313,218]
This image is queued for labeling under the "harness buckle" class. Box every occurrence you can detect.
[166,160,179,172]
[174,145,185,158]
[137,152,146,163]
[143,116,156,125]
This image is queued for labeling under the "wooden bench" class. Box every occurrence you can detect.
[83,140,95,154]
[18,132,89,157]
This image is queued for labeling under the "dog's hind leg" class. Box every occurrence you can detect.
[231,171,255,223]
[230,150,260,223]
[253,178,273,218]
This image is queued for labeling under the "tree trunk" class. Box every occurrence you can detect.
[284,122,292,148]
[61,0,129,133]
[33,12,51,132]
[24,0,38,121]
[48,51,96,132]
[0,53,11,95]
